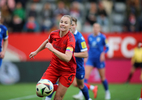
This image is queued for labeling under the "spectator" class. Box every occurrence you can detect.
[41,3,53,19]
[70,1,82,20]
[23,16,40,32]
[0,4,12,26]
[123,13,139,32]
[40,3,54,32]
[98,2,107,17]
[0,0,15,11]
[85,2,98,25]
[9,15,25,32]
[97,13,109,26]
[97,13,109,32]
[126,0,140,18]
[28,3,37,18]
[54,1,69,16]
[13,2,25,20]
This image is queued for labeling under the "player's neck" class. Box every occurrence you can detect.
[60,30,68,37]
[94,32,99,36]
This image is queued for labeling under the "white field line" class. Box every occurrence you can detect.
[9,94,38,100]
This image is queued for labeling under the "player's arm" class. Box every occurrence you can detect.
[74,37,88,58]
[74,51,88,58]
[29,39,48,58]
[0,38,8,59]
[100,37,109,62]
[0,27,8,59]
[45,42,73,62]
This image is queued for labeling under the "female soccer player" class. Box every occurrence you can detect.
[29,15,76,100]
[73,23,110,100]
[126,41,142,82]
[0,11,8,67]
[70,17,93,100]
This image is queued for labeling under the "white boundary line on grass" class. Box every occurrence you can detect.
[9,94,37,100]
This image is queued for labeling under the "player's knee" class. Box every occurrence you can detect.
[78,84,84,89]
[101,77,105,81]
[72,82,77,87]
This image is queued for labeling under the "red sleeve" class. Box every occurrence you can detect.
[48,32,53,43]
[67,32,75,49]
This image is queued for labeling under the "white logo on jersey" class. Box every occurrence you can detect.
[92,41,96,47]
[81,36,84,40]
[81,75,84,78]
[97,37,101,42]
[0,28,1,32]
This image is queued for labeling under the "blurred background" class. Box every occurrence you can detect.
[0,0,142,100]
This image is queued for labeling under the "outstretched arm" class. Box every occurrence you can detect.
[29,39,48,59]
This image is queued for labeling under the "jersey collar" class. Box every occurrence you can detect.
[74,30,78,35]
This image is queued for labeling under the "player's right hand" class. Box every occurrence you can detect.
[29,51,37,59]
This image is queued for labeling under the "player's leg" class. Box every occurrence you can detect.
[140,63,142,80]
[55,71,75,100]
[76,78,91,100]
[72,77,78,87]
[54,82,68,100]
[73,67,91,100]
[126,65,136,83]
[97,67,110,100]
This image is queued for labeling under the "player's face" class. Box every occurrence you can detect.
[70,21,76,34]
[93,24,101,35]
[59,17,71,32]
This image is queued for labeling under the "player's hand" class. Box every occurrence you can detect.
[100,52,105,62]
[0,51,5,59]
[45,43,54,52]
[29,51,37,59]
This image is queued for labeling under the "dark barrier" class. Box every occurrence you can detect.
[0,61,50,84]
[0,60,141,84]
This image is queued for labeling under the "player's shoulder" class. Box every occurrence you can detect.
[50,30,59,34]
[100,33,106,39]
[0,25,8,31]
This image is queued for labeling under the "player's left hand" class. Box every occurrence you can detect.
[45,42,54,52]
[0,51,5,59]
[100,52,105,62]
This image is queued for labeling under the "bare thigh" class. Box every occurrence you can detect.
[85,65,94,79]
[98,68,105,81]
[54,82,68,100]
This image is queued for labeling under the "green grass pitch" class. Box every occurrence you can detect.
[0,83,141,100]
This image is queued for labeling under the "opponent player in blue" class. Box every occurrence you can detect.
[73,23,110,100]
[0,11,8,67]
[70,17,93,100]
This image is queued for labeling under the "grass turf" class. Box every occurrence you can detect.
[0,83,141,100]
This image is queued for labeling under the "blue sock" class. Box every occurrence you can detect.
[84,79,88,84]
[102,79,108,91]
[81,85,90,100]
[47,91,54,98]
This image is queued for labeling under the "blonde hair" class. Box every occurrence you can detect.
[62,15,72,25]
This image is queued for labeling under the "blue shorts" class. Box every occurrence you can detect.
[86,57,105,69]
[0,58,2,68]
[76,66,85,80]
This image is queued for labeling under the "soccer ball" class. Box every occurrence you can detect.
[36,79,54,97]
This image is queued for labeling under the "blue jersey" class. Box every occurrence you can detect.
[0,24,8,67]
[0,25,8,52]
[88,33,109,59]
[74,30,87,69]
[74,30,87,79]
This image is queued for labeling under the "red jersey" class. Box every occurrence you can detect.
[48,30,76,73]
